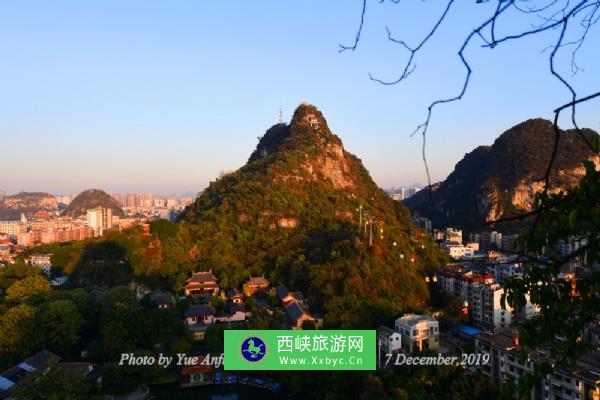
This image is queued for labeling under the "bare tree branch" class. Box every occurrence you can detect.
[339,0,367,52]
[341,0,599,192]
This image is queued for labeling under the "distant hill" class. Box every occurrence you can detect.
[179,103,447,327]
[405,118,599,232]
[0,192,58,220]
[63,189,125,218]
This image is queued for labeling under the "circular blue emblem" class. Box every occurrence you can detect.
[241,336,266,362]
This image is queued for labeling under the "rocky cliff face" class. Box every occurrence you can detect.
[0,192,58,220]
[405,119,599,231]
[250,103,356,190]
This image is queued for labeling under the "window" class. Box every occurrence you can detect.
[413,330,417,336]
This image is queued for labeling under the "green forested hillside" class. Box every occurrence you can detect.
[178,103,447,327]
[63,189,125,218]
[405,118,599,231]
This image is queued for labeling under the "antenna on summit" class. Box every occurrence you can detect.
[278,107,283,124]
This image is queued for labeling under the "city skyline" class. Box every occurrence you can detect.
[2,1,599,194]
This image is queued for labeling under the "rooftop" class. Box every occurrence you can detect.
[396,314,437,326]
[226,289,242,299]
[245,276,269,285]
[187,271,217,283]
[475,331,519,350]
[276,284,289,300]
[184,305,216,318]
[284,300,307,323]
[377,325,396,336]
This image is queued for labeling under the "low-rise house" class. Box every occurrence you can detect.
[184,271,219,296]
[184,305,216,327]
[150,291,174,309]
[284,300,316,330]
[214,303,247,323]
[50,275,69,287]
[395,314,439,353]
[180,355,214,388]
[0,350,61,398]
[57,362,102,387]
[276,284,304,306]
[243,276,269,297]
[27,253,52,276]
[289,291,305,306]
[226,289,243,304]
[276,284,294,304]
[377,326,402,354]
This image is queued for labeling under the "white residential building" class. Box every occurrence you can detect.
[477,284,513,331]
[436,270,493,301]
[475,331,535,388]
[444,228,463,243]
[489,262,524,284]
[442,241,475,259]
[475,331,600,400]
[28,254,52,276]
[377,326,402,354]
[86,208,112,237]
[395,314,439,353]
[553,235,588,258]
[470,231,503,250]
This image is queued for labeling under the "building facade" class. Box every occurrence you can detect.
[395,314,439,353]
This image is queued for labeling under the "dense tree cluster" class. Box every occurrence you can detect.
[0,262,191,396]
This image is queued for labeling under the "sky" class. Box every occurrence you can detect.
[1,1,599,195]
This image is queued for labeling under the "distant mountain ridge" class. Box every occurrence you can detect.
[405,118,599,232]
[0,192,58,220]
[63,189,125,218]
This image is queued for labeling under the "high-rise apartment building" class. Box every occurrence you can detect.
[86,208,113,237]
[54,195,73,205]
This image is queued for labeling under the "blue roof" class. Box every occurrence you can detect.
[454,323,482,337]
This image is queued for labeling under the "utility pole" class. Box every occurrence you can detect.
[369,216,375,246]
[278,107,283,124]
[357,205,363,232]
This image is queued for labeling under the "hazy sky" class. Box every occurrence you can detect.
[2,1,599,195]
